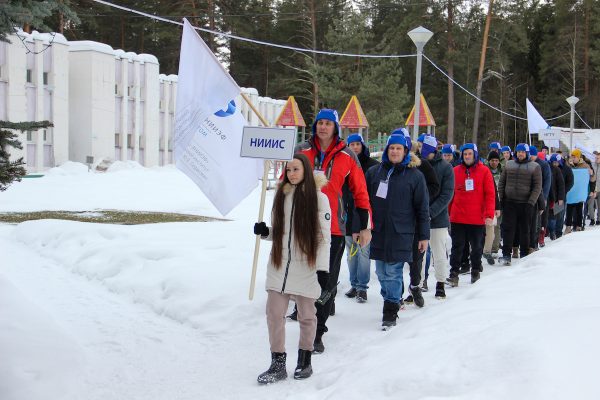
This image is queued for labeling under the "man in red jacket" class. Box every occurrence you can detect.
[447,143,495,286]
[295,109,372,354]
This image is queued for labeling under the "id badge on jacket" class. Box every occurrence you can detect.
[465,178,474,191]
[376,181,388,198]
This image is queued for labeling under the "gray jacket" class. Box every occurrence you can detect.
[498,158,542,206]
[428,152,455,229]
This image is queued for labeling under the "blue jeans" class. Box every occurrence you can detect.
[345,236,371,290]
[423,245,431,280]
[375,260,404,304]
[554,208,566,236]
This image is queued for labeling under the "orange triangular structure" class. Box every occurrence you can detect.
[340,95,369,128]
[405,93,436,127]
[275,96,306,127]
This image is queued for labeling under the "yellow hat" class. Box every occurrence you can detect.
[571,149,582,158]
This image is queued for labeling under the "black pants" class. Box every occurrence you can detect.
[449,223,485,276]
[566,202,584,228]
[401,234,425,297]
[501,201,533,258]
[316,235,345,337]
[529,205,539,249]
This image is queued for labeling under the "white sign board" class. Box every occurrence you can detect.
[538,128,562,141]
[241,126,296,160]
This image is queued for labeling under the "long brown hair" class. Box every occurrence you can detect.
[270,153,320,269]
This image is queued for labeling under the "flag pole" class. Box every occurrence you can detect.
[241,92,272,301]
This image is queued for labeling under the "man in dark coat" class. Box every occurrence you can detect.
[365,134,430,329]
[498,143,542,265]
[554,154,574,238]
[547,155,566,240]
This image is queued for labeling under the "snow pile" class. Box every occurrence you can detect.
[0,274,84,400]
[44,161,90,176]
[106,160,145,173]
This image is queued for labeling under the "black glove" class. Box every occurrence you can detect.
[253,222,269,236]
[317,271,329,290]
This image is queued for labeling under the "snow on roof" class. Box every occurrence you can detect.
[69,41,115,55]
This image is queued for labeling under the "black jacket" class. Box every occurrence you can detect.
[549,165,566,204]
[366,156,430,264]
[560,163,574,194]
[428,152,455,229]
[415,153,440,203]
[343,148,380,235]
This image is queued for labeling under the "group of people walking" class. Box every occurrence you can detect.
[253,108,598,384]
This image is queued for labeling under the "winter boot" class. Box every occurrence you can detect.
[345,288,357,298]
[409,285,425,308]
[590,219,596,226]
[564,226,573,235]
[483,253,495,265]
[421,279,429,292]
[435,282,446,299]
[404,294,414,304]
[538,228,546,247]
[512,247,519,259]
[459,263,471,275]
[381,301,400,330]
[294,349,313,380]
[356,290,367,303]
[499,256,511,266]
[313,334,324,354]
[446,274,459,287]
[471,271,480,284]
[257,352,287,384]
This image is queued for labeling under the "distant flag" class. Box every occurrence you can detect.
[526,98,557,147]
[174,19,262,216]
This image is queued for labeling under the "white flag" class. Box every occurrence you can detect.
[174,19,262,216]
[526,98,558,147]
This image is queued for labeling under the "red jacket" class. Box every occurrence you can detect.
[295,138,372,236]
[449,161,495,225]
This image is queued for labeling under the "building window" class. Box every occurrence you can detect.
[127,134,134,149]
[43,129,47,141]
[43,72,49,85]
[26,69,33,83]
[115,133,120,147]
[26,131,33,141]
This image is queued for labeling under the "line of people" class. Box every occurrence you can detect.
[253,108,598,384]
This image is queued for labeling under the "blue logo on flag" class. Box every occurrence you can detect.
[214,100,236,117]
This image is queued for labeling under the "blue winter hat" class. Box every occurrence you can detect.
[382,134,410,164]
[421,135,438,158]
[515,143,530,153]
[312,108,340,138]
[529,145,538,156]
[441,144,455,154]
[490,142,501,150]
[459,143,479,161]
[390,127,412,151]
[501,146,512,153]
[417,133,428,143]
[549,153,563,163]
[346,133,364,145]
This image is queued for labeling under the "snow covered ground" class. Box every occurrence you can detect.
[1,162,598,400]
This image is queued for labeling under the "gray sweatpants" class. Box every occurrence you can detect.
[266,290,317,353]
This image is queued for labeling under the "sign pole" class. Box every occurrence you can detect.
[241,93,272,301]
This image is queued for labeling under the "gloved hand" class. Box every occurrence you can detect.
[253,222,269,236]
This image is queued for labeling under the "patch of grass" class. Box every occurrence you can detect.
[0,210,226,225]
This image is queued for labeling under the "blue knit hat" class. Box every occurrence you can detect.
[549,153,563,164]
[312,109,340,138]
[529,145,538,156]
[441,144,455,154]
[501,145,512,153]
[460,143,479,162]
[346,133,364,145]
[421,135,438,158]
[490,142,501,151]
[390,127,412,151]
[515,143,530,153]
[417,133,428,143]
[382,134,410,164]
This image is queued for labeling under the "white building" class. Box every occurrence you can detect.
[1,31,287,172]
[1,31,70,172]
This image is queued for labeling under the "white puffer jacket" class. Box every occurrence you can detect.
[263,174,331,299]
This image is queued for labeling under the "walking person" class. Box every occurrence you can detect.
[547,154,566,240]
[565,149,593,233]
[586,151,600,225]
[295,109,372,354]
[365,134,430,329]
[529,146,551,251]
[483,151,503,264]
[552,154,574,238]
[497,144,542,265]
[447,144,496,286]
[343,133,379,303]
[420,136,455,299]
[254,154,331,384]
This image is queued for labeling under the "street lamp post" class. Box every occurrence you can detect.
[408,26,433,141]
[566,95,579,153]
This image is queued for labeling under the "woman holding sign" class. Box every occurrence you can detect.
[253,153,331,384]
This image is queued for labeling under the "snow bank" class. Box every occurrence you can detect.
[0,274,84,400]
[44,161,90,176]
[106,160,145,173]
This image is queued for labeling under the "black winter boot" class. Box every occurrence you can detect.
[257,352,287,384]
[294,349,313,380]
[409,285,425,308]
[446,274,459,287]
[434,282,446,299]
[313,334,325,354]
[381,301,400,330]
[471,271,481,284]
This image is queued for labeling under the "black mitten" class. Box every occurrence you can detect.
[253,222,269,236]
